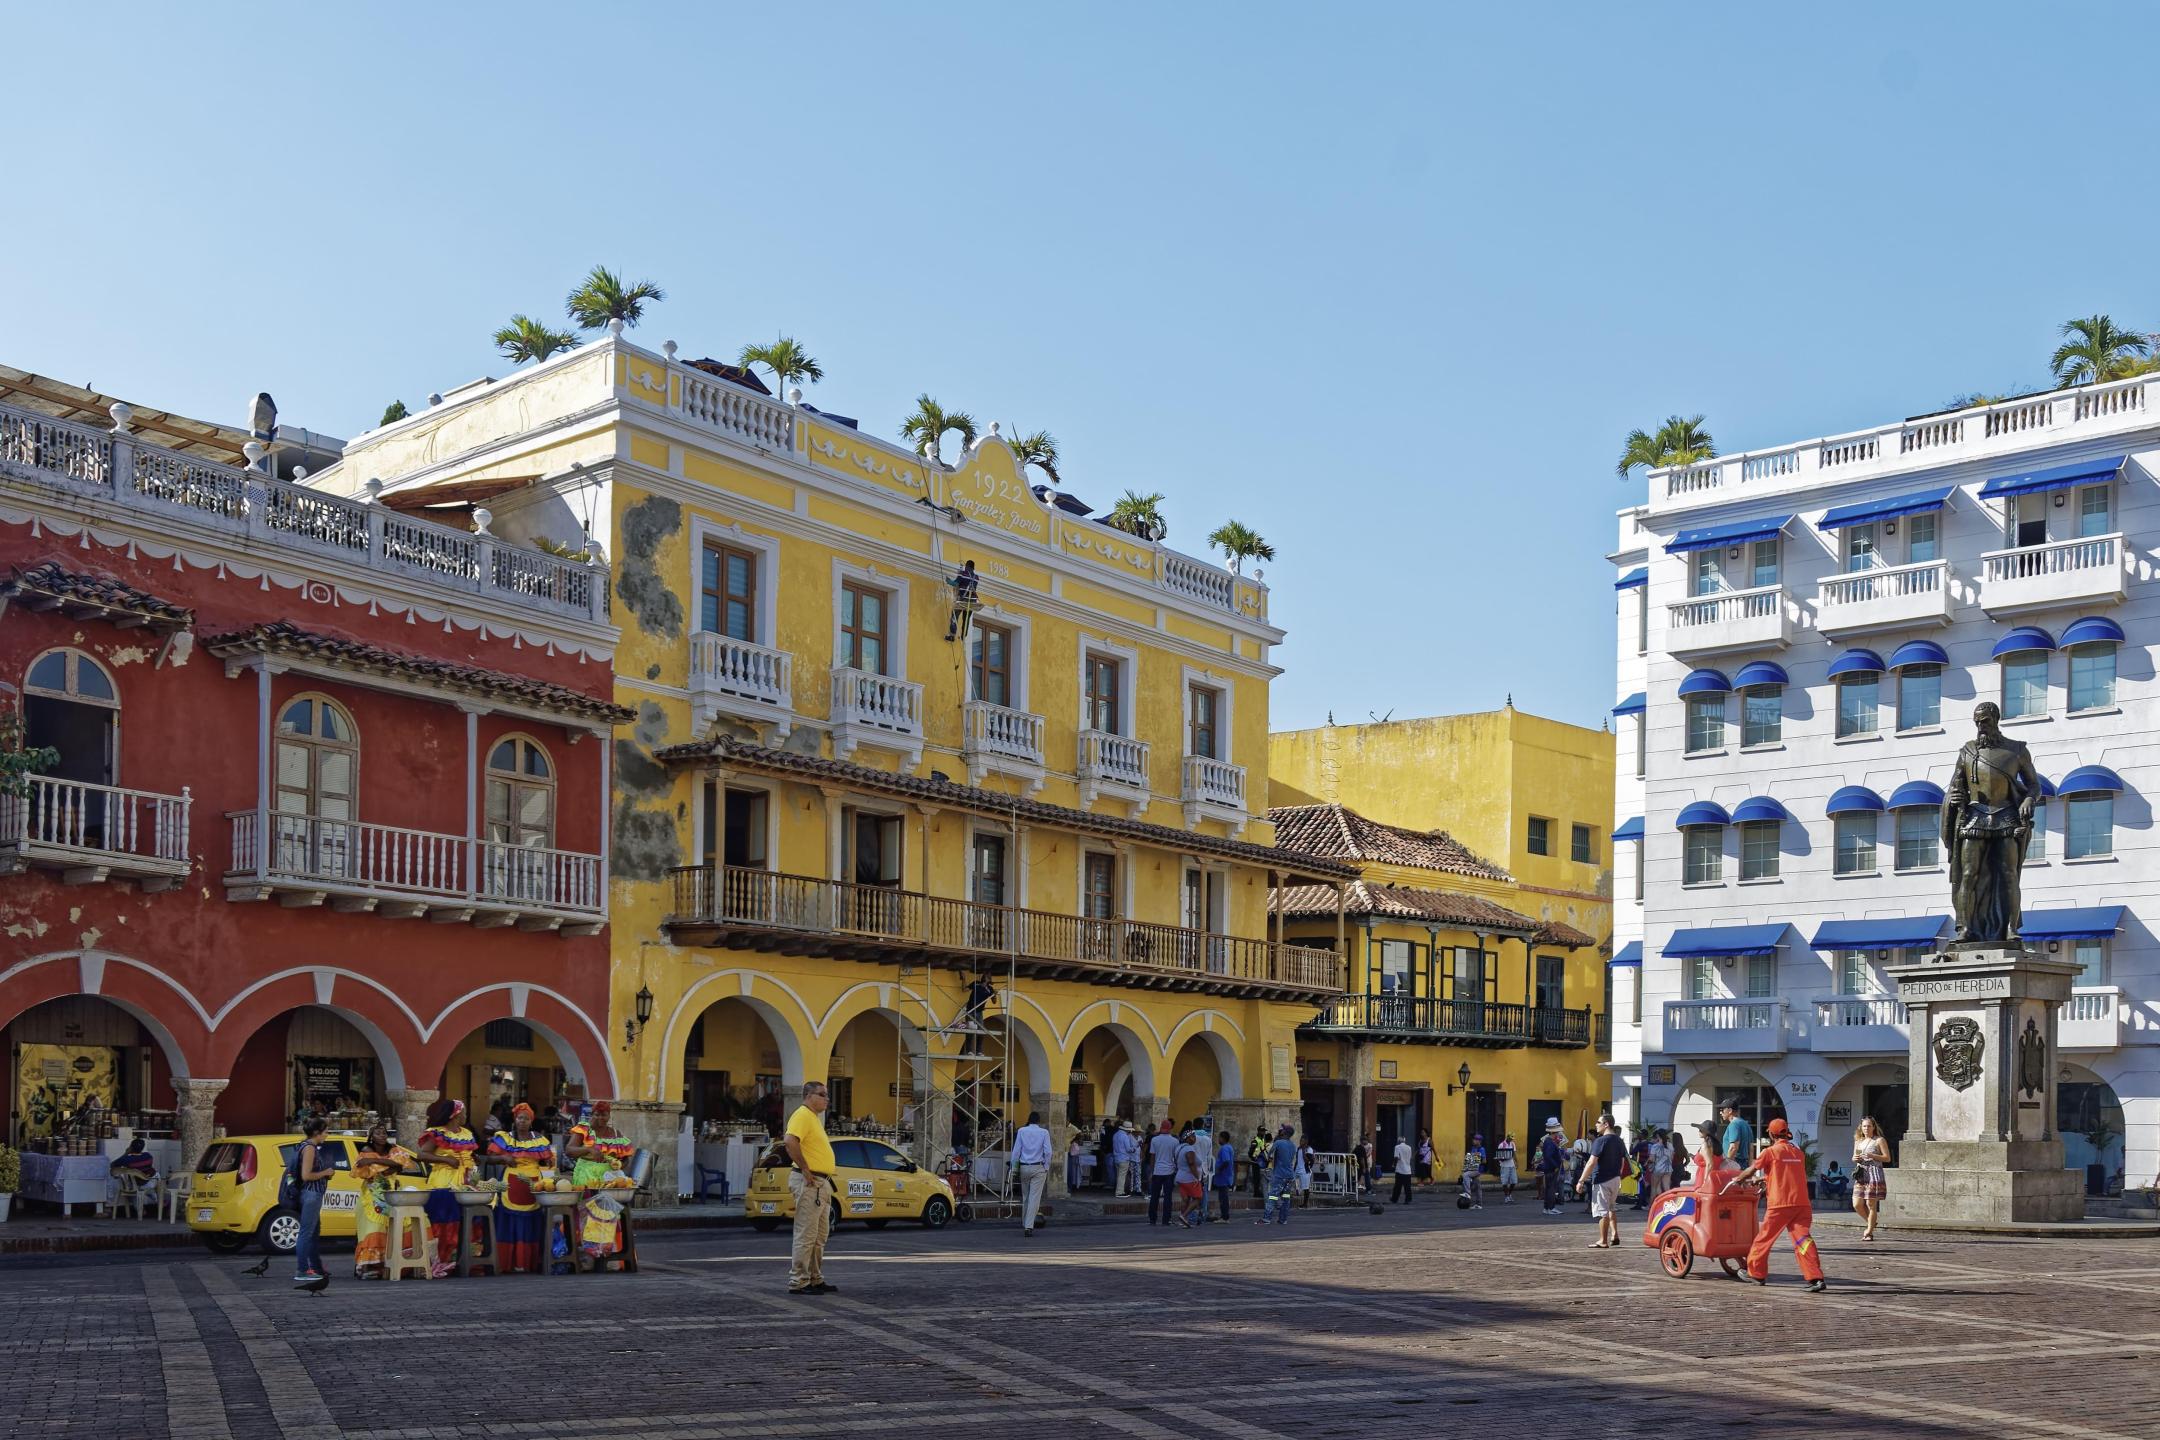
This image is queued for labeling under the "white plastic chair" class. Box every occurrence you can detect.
[160,1173,193,1224]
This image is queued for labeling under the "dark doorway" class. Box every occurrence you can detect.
[1465,1088,1505,1174]
[1861,1083,1909,1165]
[1301,1081,1345,1152]
[1525,1097,1564,1143]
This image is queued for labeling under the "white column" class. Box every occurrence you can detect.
[254,666,273,873]
[464,706,480,899]
[598,724,613,911]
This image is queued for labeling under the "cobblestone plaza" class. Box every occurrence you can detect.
[4,1209,2154,1440]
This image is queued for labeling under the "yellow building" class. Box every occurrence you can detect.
[322,332,1353,1199]
[1268,710,1615,1173]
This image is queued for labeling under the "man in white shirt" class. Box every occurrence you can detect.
[1391,1135,1415,1204]
[1189,1118,1214,1223]
[1010,1111,1053,1237]
[1146,1120,1182,1225]
[1111,1123,1139,1196]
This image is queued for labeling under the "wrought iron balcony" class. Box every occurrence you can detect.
[665,864,1340,1002]
[1301,994,1592,1048]
[224,810,603,934]
[0,774,191,889]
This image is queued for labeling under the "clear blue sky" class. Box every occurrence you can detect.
[11,5,2153,732]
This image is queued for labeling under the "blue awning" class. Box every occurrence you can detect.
[1665,515,1796,554]
[1817,484,1957,531]
[2061,616,2126,648]
[1888,639,1949,670]
[1827,648,1887,678]
[1615,566,1648,590]
[1733,661,1789,688]
[2020,906,2126,941]
[1675,801,1731,829]
[1610,941,1643,968]
[2037,773,2057,799]
[1613,692,1646,717]
[1978,455,2124,500]
[1612,816,1645,842]
[2059,765,2124,796]
[1991,625,2056,657]
[1827,785,1885,815]
[1808,916,1950,951]
[1678,668,1733,697]
[1730,796,1792,824]
[1887,780,1945,809]
[1663,924,1786,958]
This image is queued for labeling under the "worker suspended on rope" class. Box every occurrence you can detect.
[944,560,981,642]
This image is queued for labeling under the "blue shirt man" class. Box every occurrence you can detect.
[1262,1129,1300,1224]
[1720,1104,1755,1164]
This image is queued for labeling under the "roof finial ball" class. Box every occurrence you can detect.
[473,507,494,537]
[788,386,803,406]
[364,478,383,505]
[607,318,626,340]
[108,402,133,434]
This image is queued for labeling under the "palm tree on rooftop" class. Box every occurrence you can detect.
[1615,414,1716,479]
[2050,314,2150,388]
[738,336,823,401]
[1106,490,1168,542]
[493,314,581,364]
[565,264,666,332]
[1206,519,1275,574]
[898,395,977,467]
[1009,429,1061,485]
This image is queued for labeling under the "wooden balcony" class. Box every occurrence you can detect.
[665,864,1342,1002]
[1301,994,1593,1048]
[224,810,604,934]
[0,774,191,889]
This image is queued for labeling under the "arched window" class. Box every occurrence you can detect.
[23,648,119,789]
[486,735,554,848]
[275,696,359,820]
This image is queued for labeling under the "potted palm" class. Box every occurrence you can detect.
[2082,1119,2117,1196]
[0,1143,18,1222]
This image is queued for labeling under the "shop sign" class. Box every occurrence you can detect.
[1646,1064,1676,1086]
[1824,1102,1853,1127]
[71,1055,96,1074]
[1378,1060,1399,1079]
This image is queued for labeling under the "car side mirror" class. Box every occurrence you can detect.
[901,1160,918,1173]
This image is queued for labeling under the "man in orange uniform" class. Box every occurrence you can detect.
[1721,1117,1827,1293]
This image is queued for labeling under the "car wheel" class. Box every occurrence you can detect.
[920,1195,952,1229]
[751,1218,780,1233]
[258,1208,301,1256]
[201,1232,247,1254]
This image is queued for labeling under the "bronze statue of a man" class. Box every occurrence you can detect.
[1942,701,2040,943]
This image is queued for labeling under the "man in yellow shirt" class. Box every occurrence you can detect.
[783,1081,837,1295]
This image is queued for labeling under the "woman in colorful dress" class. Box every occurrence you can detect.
[416,1098,478,1277]
[567,1100,637,1263]
[488,1103,555,1274]
[1852,1115,1891,1241]
[351,1122,411,1279]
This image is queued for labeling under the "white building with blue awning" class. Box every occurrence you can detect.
[1606,380,2159,1199]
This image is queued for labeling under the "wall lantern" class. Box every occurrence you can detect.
[1447,1062,1473,1096]
[626,985,656,1045]
[2054,491,2067,507]
[1884,518,1897,534]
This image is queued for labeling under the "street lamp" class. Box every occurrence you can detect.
[625,985,655,1046]
[1447,1063,1472,1096]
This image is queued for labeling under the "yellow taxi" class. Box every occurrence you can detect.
[187,1133,364,1255]
[745,1137,954,1231]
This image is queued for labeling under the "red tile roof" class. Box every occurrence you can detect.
[202,622,632,725]
[1534,919,1598,948]
[657,735,1358,879]
[1267,803,1509,881]
[4,563,192,633]
[1274,880,1540,933]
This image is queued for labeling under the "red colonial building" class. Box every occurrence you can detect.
[0,370,627,1180]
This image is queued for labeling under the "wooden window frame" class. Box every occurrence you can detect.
[700,540,761,642]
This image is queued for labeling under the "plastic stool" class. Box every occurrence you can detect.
[384,1197,436,1282]
[456,1197,499,1277]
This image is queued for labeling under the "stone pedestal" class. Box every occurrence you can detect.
[172,1078,229,1172]
[1882,945,2084,1225]
[1030,1092,1071,1196]
[611,1100,685,1207]
[387,1088,440,1148]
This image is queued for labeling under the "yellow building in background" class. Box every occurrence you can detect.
[1269,709,1615,1175]
[323,330,1353,1202]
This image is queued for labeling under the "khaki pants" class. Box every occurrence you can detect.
[788,1172,831,1290]
[1016,1163,1048,1230]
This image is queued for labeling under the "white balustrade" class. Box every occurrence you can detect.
[1666,999,1781,1031]
[2058,987,2124,1050]
[0,399,605,622]
[1818,560,1946,609]
[1666,583,1788,656]
[479,840,603,915]
[1739,449,1799,482]
[1182,754,1246,809]
[691,632,794,710]
[1979,533,2125,614]
[1080,729,1150,791]
[1160,553,1239,611]
[1816,997,1907,1028]
[228,810,602,918]
[0,774,190,868]
[963,700,1045,764]
[1982,532,2120,583]
[1983,398,2050,437]
[1818,435,1880,469]
[677,371,795,450]
[1665,462,1723,497]
[830,667,923,736]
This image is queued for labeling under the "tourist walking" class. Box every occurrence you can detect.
[1720,1099,1754,1165]
[1212,1131,1237,1222]
[783,1080,838,1294]
[1460,1134,1486,1209]
[1064,1132,1084,1195]
[1537,1118,1568,1214]
[1112,1122,1139,1196]
[1297,1139,1314,1207]
[1011,1110,1053,1237]
[1189,1119,1214,1219]
[1390,1134,1415,1204]
[1356,1134,1376,1198]
[1146,1120,1181,1225]
[290,1116,336,1285]
[1257,1123,1299,1225]
[1417,1131,1435,1183]
[1495,1132,1518,1203]
[1574,1115,1628,1248]
[1645,1129,1672,1205]
[1175,1129,1207,1229]
[1724,1117,1827,1292]
[1851,1116,1891,1241]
